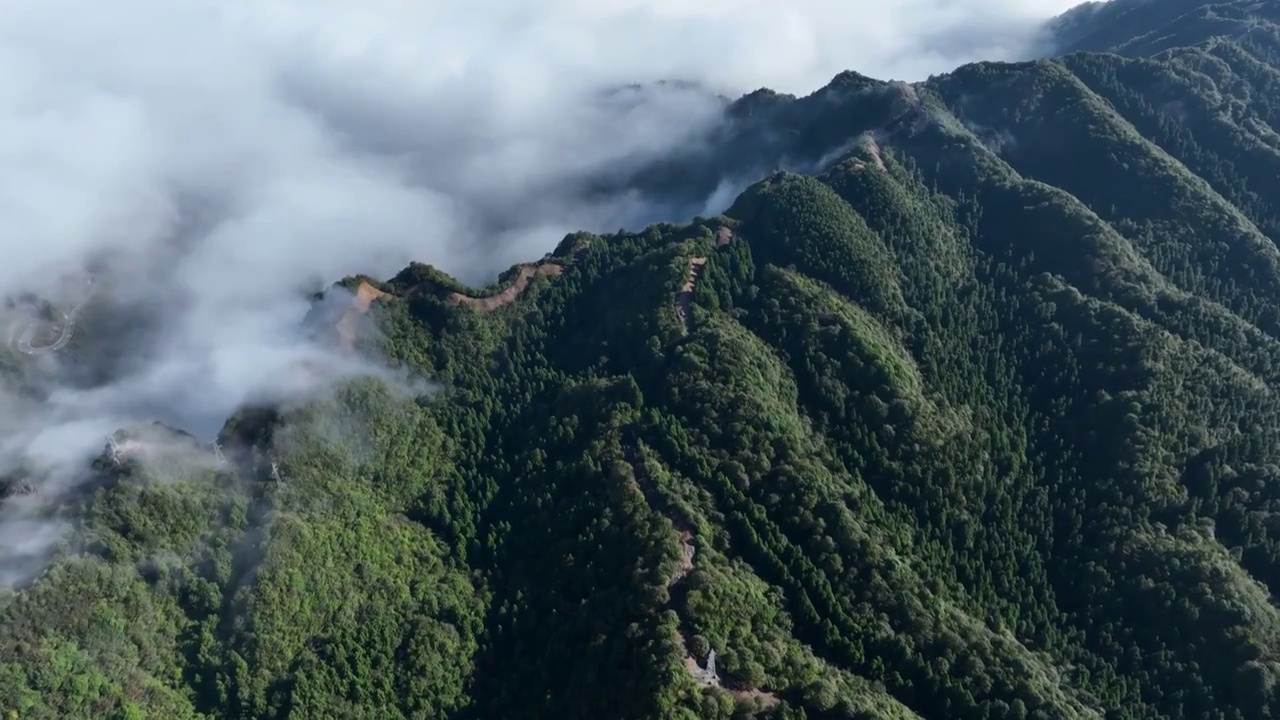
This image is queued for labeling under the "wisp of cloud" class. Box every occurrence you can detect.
[0,0,1083,584]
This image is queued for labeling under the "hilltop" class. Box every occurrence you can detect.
[5,1,1280,719]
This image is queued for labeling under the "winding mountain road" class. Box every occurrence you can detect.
[13,278,95,355]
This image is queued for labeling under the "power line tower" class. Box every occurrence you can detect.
[105,435,123,465]
[269,461,284,483]
[212,442,226,466]
[705,649,718,683]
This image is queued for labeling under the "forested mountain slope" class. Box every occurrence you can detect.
[1049,0,1280,56]
[5,1,1280,718]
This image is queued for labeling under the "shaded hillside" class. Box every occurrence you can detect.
[1048,0,1280,57]
[6,2,1280,719]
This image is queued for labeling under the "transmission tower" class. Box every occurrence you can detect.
[705,649,718,682]
[269,461,284,483]
[212,442,226,466]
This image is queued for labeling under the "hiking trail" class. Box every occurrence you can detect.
[448,263,562,311]
[621,440,778,708]
[674,257,706,332]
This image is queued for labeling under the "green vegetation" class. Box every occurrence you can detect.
[6,1,1280,717]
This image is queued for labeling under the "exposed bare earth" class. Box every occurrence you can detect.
[336,282,388,352]
[865,137,887,170]
[447,263,563,311]
[329,271,552,351]
[675,257,706,332]
[851,136,887,172]
[715,226,733,246]
[683,650,715,687]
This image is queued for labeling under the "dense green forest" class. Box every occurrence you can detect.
[5,0,1280,717]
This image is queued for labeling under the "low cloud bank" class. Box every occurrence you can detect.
[0,0,1082,582]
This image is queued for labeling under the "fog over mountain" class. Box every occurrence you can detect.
[1,1,1078,424]
[13,0,1280,716]
[0,0,1081,583]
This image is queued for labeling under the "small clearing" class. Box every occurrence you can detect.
[675,257,707,332]
[336,282,388,352]
[447,263,562,311]
[684,650,719,688]
[678,632,780,708]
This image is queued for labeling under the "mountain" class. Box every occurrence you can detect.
[5,1,1280,718]
[1048,0,1280,56]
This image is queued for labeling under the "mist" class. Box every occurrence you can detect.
[0,0,1084,583]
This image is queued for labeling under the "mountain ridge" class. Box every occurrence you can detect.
[6,1,1280,719]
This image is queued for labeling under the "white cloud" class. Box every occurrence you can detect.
[0,0,1082,285]
[0,0,1083,581]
